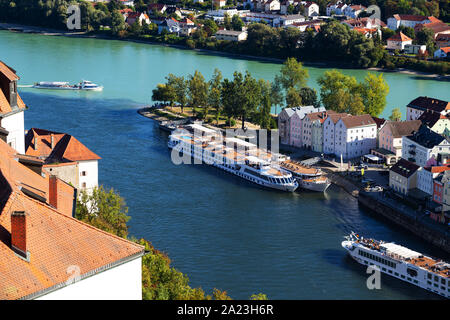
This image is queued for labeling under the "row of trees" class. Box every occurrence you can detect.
[76,186,268,300]
[152,58,390,129]
[152,58,322,129]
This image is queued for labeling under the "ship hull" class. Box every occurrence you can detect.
[298,178,331,192]
[168,143,298,192]
[342,240,449,299]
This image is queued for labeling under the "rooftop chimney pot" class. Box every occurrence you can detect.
[11,211,29,260]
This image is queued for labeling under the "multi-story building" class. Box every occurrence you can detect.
[375,120,421,164]
[324,114,376,160]
[215,30,248,41]
[326,1,347,16]
[418,109,450,134]
[402,124,450,167]
[343,5,366,18]
[0,138,145,300]
[386,32,413,50]
[0,61,26,154]
[389,158,420,195]
[387,14,431,30]
[406,96,450,121]
[418,165,450,196]
[322,113,349,156]
[302,110,333,149]
[24,128,101,194]
[301,1,319,17]
[278,106,325,147]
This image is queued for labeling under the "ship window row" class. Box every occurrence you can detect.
[358,249,396,269]
[427,273,449,286]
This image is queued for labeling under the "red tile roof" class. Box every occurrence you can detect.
[25,128,101,163]
[0,139,144,300]
[341,114,375,128]
[387,31,412,42]
[0,61,27,115]
[392,14,429,22]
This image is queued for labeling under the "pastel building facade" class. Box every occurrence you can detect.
[377,120,422,159]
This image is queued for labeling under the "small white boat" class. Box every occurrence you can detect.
[32,80,103,91]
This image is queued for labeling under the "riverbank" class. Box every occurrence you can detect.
[2,22,449,79]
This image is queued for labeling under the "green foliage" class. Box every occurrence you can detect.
[278,57,309,91]
[250,293,268,300]
[188,70,208,117]
[389,107,402,121]
[318,70,389,117]
[76,186,130,238]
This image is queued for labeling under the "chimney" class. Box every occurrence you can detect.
[51,134,54,149]
[33,136,37,150]
[11,211,29,259]
[49,175,58,209]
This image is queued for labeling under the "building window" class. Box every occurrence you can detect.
[81,171,87,176]
[82,182,87,188]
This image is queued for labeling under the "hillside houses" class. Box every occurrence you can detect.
[386,32,413,50]
[387,14,431,30]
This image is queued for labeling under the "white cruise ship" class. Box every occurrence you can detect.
[342,232,449,299]
[168,124,298,192]
[32,80,103,91]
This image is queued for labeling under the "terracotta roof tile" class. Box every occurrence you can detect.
[0,139,144,300]
[25,128,101,163]
[385,120,422,138]
[387,31,412,42]
[341,114,375,128]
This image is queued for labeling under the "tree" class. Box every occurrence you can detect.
[203,19,218,36]
[278,57,309,91]
[208,69,223,124]
[237,71,262,129]
[270,79,284,114]
[188,70,208,118]
[358,73,389,117]
[285,87,302,108]
[111,9,126,35]
[389,108,402,121]
[224,13,232,30]
[152,83,175,106]
[231,14,244,31]
[299,87,319,107]
[76,186,130,238]
[256,79,273,129]
[416,27,436,53]
[397,25,416,40]
[168,75,188,113]
[318,69,362,114]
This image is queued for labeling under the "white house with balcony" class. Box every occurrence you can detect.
[402,125,450,167]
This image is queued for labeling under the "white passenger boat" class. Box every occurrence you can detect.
[32,80,103,91]
[342,232,449,299]
[280,160,331,192]
[168,124,298,192]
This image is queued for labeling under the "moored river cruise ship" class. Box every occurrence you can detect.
[168,124,298,192]
[342,232,449,299]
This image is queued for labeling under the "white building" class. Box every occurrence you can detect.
[322,113,349,156]
[406,96,450,121]
[333,114,377,160]
[434,47,450,59]
[274,14,305,26]
[402,125,450,167]
[0,61,26,154]
[301,1,319,17]
[265,0,280,12]
[386,31,413,50]
[215,30,248,41]
[326,1,347,16]
[25,128,101,194]
[0,137,145,300]
[343,5,366,18]
[387,14,430,30]
[417,166,450,195]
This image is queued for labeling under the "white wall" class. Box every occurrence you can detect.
[1,111,24,154]
[78,160,98,192]
[36,257,142,300]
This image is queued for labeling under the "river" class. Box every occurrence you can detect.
[2,30,449,299]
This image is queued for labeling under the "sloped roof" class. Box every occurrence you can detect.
[387,31,412,42]
[415,20,450,34]
[0,139,144,300]
[0,61,19,81]
[439,47,450,53]
[25,128,101,163]
[406,124,448,148]
[390,158,419,178]
[418,110,449,128]
[0,61,27,116]
[391,14,428,22]
[341,114,375,128]
[385,120,422,138]
[407,96,449,113]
